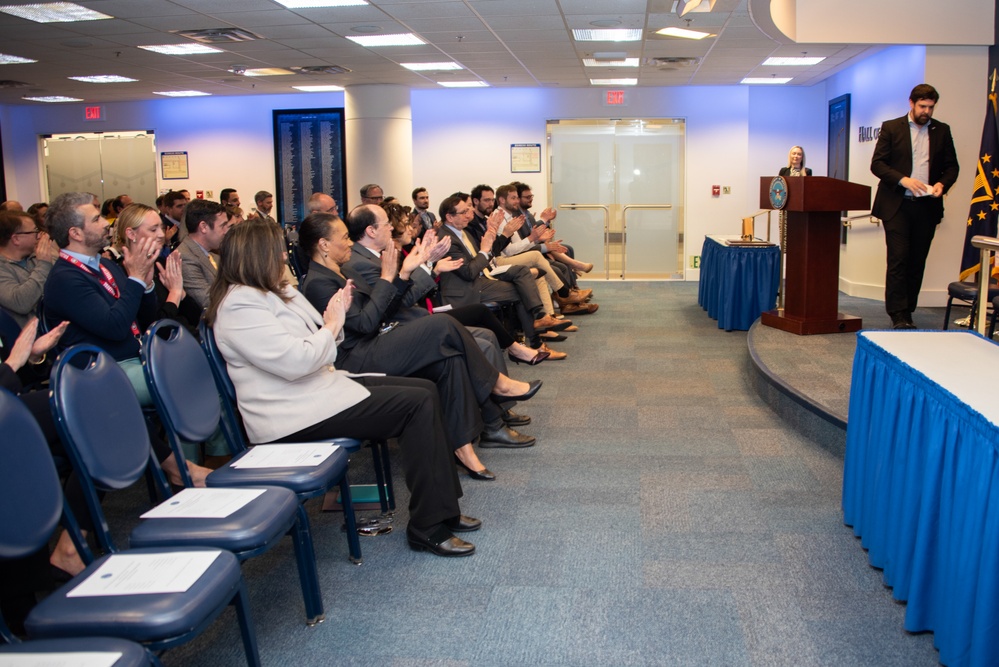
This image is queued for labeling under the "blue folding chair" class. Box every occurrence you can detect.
[0,307,21,363]
[50,344,325,626]
[198,318,396,517]
[0,636,162,666]
[144,319,369,563]
[0,387,260,666]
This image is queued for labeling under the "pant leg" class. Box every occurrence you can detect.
[443,304,516,349]
[275,376,461,529]
[883,200,939,315]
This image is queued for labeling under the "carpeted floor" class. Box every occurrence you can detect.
[104,282,941,666]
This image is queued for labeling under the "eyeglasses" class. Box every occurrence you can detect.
[14,229,41,237]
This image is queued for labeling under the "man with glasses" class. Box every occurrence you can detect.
[0,210,59,326]
[307,192,339,216]
[360,183,384,206]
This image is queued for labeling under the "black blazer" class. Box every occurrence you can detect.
[778,167,812,177]
[870,114,959,222]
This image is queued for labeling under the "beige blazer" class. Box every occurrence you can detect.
[213,284,370,443]
[178,236,218,309]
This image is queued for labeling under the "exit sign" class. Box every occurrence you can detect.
[84,105,104,121]
[603,90,628,106]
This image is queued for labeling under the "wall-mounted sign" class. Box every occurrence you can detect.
[160,151,189,180]
[510,143,541,173]
[602,90,629,107]
[83,105,104,121]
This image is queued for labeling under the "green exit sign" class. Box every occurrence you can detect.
[690,255,700,269]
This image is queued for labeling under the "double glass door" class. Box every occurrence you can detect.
[547,118,685,279]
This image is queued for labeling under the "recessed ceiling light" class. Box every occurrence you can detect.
[243,68,294,76]
[69,75,137,83]
[275,0,367,6]
[589,19,621,28]
[22,95,82,102]
[438,81,488,88]
[583,58,639,67]
[741,77,792,84]
[762,56,825,66]
[0,2,111,23]
[347,33,424,47]
[350,25,381,33]
[292,85,345,92]
[656,26,713,39]
[402,62,462,71]
[139,44,223,55]
[590,78,637,86]
[153,90,210,97]
[0,53,36,64]
[572,29,642,42]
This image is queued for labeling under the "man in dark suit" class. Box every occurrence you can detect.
[436,194,566,347]
[178,199,231,309]
[871,83,959,329]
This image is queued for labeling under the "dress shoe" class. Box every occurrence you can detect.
[534,314,572,332]
[502,409,531,427]
[577,262,594,273]
[454,454,497,480]
[407,524,475,557]
[560,302,598,315]
[555,292,589,305]
[445,514,482,533]
[539,343,567,360]
[479,424,536,448]
[508,348,550,365]
[890,311,916,330]
[539,332,567,342]
[490,379,542,402]
[562,325,579,332]
[571,288,593,300]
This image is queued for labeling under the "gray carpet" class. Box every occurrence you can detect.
[104,282,941,666]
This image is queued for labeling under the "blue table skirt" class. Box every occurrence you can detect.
[843,333,999,667]
[697,236,780,331]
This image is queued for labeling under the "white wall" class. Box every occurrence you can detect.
[828,44,989,306]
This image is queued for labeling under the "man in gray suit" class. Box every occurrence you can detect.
[178,199,231,309]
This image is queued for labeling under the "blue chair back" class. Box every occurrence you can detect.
[141,319,221,444]
[50,345,152,491]
[0,388,63,559]
[198,319,249,453]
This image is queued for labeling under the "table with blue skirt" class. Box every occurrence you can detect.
[697,235,780,331]
[843,330,999,667]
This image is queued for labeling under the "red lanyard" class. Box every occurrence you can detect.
[59,251,140,336]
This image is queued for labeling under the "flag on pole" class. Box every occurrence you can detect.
[958,71,999,281]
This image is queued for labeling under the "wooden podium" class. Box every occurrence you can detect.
[758,176,871,335]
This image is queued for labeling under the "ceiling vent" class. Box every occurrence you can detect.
[174,28,262,43]
[291,65,352,75]
[0,80,31,88]
[647,56,699,69]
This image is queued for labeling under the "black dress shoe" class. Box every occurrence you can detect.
[502,409,531,427]
[445,514,482,533]
[407,524,476,557]
[490,379,542,403]
[454,454,496,480]
[479,425,536,448]
[889,311,916,330]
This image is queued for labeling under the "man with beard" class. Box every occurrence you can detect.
[870,83,958,329]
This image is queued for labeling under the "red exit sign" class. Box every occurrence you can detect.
[84,105,104,121]
[603,90,628,106]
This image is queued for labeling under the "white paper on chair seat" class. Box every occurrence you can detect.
[230,443,340,468]
[140,488,266,519]
[0,653,123,667]
[67,551,220,597]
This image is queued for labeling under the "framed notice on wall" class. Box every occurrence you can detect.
[160,151,189,180]
[272,108,346,227]
[510,143,541,173]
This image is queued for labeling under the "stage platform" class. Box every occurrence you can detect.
[747,294,955,457]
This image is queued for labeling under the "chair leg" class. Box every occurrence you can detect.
[232,580,262,667]
[378,440,396,512]
[339,476,362,564]
[368,440,394,515]
[942,297,953,330]
[289,504,325,625]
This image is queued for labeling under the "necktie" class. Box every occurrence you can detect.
[209,254,218,270]
[461,231,495,280]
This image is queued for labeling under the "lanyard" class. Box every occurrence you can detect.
[59,251,140,336]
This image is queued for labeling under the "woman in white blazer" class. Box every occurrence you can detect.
[206,220,479,557]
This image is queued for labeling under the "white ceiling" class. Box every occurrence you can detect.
[0,0,882,105]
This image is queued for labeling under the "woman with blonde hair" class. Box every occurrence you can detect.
[779,145,812,177]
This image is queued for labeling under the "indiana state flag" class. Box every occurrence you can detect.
[959,84,999,281]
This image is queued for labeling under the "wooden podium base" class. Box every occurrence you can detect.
[761,310,862,335]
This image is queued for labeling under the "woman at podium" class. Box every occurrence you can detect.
[779,146,812,177]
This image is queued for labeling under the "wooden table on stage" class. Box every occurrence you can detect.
[758,176,870,335]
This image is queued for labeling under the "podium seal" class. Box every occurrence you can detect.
[769,176,788,209]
